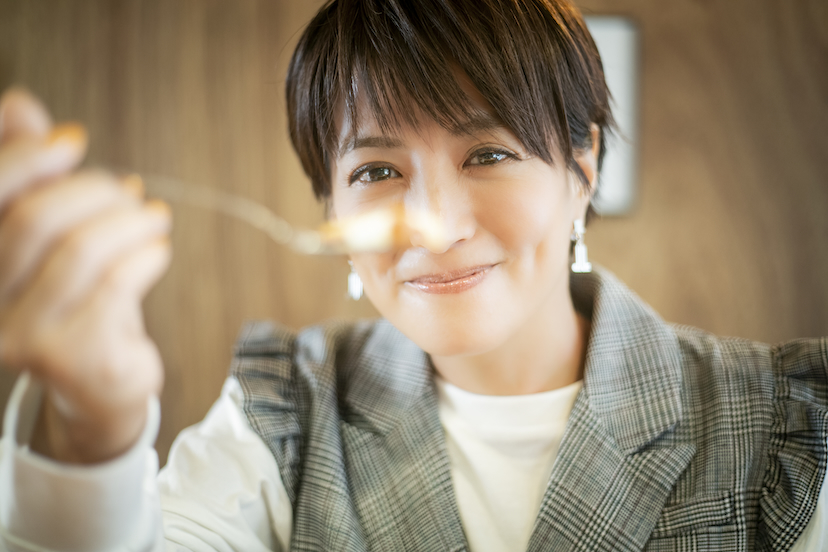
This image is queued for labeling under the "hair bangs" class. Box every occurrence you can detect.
[287,0,614,208]
[333,1,486,159]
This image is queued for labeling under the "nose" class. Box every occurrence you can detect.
[405,173,476,254]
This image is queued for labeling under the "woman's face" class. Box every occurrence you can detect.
[331,87,596,358]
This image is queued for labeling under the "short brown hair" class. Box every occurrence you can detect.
[286,0,614,214]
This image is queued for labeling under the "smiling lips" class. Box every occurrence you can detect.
[406,265,495,294]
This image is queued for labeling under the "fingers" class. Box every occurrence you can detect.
[0,170,143,305]
[74,304,166,401]
[0,223,172,377]
[0,123,88,209]
[27,200,172,313]
[46,306,166,408]
[0,88,52,144]
[104,236,173,301]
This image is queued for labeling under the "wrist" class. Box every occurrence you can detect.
[30,391,148,464]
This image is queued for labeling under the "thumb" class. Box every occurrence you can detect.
[0,87,53,146]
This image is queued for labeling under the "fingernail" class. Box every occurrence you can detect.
[122,173,145,198]
[46,122,87,150]
[145,199,172,217]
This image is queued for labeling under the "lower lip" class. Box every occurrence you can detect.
[406,266,494,294]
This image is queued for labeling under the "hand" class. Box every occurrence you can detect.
[0,88,172,464]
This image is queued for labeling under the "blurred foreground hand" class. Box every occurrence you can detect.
[0,88,172,464]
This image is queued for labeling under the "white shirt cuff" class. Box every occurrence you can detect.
[0,373,160,552]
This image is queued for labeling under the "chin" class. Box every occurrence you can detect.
[389,306,514,358]
[364,275,523,358]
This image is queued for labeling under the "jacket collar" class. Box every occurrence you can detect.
[573,268,684,453]
[338,318,432,435]
[342,267,684,454]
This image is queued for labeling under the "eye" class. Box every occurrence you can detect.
[349,164,402,185]
[465,148,516,167]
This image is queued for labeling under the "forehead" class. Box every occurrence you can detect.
[337,112,508,158]
[335,73,507,158]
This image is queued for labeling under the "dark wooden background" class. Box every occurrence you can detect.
[0,0,826,465]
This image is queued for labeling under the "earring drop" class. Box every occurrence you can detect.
[347,261,363,300]
[570,219,592,274]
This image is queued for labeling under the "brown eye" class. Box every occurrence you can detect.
[466,149,514,167]
[349,164,401,185]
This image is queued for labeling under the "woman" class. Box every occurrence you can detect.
[0,0,826,550]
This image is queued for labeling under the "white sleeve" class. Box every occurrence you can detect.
[157,377,293,552]
[0,373,161,552]
[0,374,293,552]
[789,440,828,552]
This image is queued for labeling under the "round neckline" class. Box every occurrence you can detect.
[435,376,583,431]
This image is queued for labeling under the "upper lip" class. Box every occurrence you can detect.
[405,264,496,284]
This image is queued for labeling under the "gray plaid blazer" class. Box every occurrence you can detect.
[231,269,828,551]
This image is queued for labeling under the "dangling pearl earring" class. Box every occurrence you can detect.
[347,260,363,300]
[570,219,592,273]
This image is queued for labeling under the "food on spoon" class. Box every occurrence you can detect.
[319,204,449,253]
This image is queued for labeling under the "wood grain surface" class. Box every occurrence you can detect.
[0,0,825,465]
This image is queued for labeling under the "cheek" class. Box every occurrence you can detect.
[350,252,398,303]
[331,185,398,218]
[476,179,572,253]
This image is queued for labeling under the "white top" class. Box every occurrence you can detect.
[436,377,581,552]
[1,373,827,552]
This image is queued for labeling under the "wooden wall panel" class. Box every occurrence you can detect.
[577,0,828,343]
[0,0,825,465]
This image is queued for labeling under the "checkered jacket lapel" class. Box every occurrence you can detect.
[522,272,697,550]
[573,272,684,454]
[338,322,470,551]
[234,318,470,551]
[526,392,695,551]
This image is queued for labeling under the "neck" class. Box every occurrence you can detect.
[430,277,590,396]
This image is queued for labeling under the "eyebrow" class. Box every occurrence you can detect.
[336,113,508,158]
[447,113,505,136]
[338,136,403,158]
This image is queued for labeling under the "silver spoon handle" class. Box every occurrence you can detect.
[137,173,341,255]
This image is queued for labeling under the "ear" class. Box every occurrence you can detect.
[570,123,601,217]
[573,123,601,193]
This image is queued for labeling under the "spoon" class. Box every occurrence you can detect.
[134,173,448,255]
